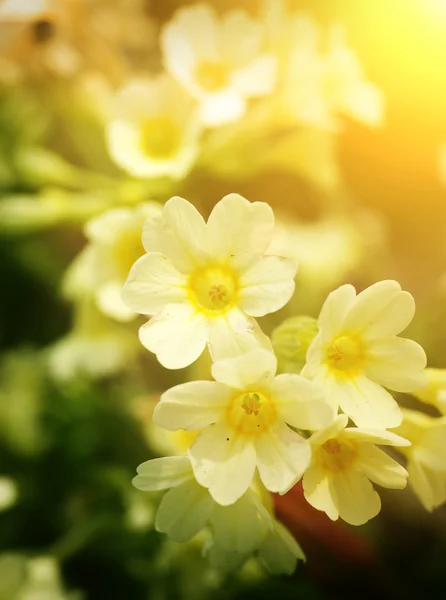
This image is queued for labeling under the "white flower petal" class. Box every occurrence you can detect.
[331,471,381,526]
[200,92,246,127]
[255,422,311,494]
[139,304,208,369]
[189,422,257,505]
[153,381,230,431]
[208,308,272,362]
[355,446,408,489]
[156,478,214,542]
[316,284,356,342]
[342,280,402,333]
[365,337,427,393]
[408,460,446,512]
[206,194,274,269]
[271,373,335,430]
[122,253,187,315]
[133,456,193,491]
[232,55,277,97]
[238,255,297,317]
[259,521,305,576]
[302,465,339,521]
[327,374,402,429]
[211,348,276,390]
[211,488,271,554]
[142,197,207,273]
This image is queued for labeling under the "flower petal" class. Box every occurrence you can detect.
[342,427,410,447]
[133,456,193,491]
[211,348,276,390]
[365,337,427,393]
[153,381,230,431]
[142,197,207,273]
[302,465,339,521]
[355,445,408,489]
[308,414,349,447]
[331,471,381,526]
[189,422,257,505]
[325,373,402,429]
[206,194,274,269]
[97,280,136,322]
[208,308,272,362]
[408,459,446,512]
[139,304,208,369]
[210,488,271,554]
[156,478,214,542]
[238,255,297,317]
[255,422,311,494]
[362,291,415,339]
[122,253,187,315]
[271,373,335,430]
[316,284,356,342]
[259,521,305,576]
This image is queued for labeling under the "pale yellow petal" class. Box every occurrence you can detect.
[133,456,192,491]
[302,465,339,521]
[408,459,446,512]
[342,280,402,333]
[211,348,276,390]
[331,471,381,526]
[316,284,356,342]
[355,445,408,489]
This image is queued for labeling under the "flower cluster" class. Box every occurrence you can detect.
[124,193,432,572]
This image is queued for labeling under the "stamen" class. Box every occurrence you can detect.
[242,393,261,416]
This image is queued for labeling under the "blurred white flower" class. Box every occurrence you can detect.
[395,409,446,512]
[123,194,297,369]
[154,349,332,505]
[161,4,276,126]
[106,75,202,179]
[0,476,18,512]
[303,414,409,525]
[303,281,427,428]
[411,367,446,415]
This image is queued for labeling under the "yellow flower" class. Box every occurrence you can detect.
[65,203,161,322]
[411,368,446,415]
[153,349,332,505]
[303,414,409,525]
[133,456,304,574]
[122,194,297,369]
[394,408,446,512]
[106,74,202,179]
[161,4,276,127]
[303,280,427,428]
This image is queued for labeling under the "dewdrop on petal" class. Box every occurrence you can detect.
[303,414,410,525]
[153,348,333,505]
[161,4,276,127]
[122,194,297,369]
[303,280,427,428]
[394,408,446,512]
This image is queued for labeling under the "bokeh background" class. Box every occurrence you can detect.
[1,0,446,598]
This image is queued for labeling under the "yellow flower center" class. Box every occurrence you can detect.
[318,437,358,473]
[195,61,230,92]
[139,116,181,159]
[226,392,277,437]
[188,265,238,314]
[326,335,364,376]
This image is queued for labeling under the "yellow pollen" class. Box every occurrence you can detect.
[326,335,364,375]
[188,265,238,314]
[195,61,230,92]
[226,391,276,437]
[139,116,180,159]
[318,437,357,473]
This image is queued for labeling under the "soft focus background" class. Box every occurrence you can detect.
[1,0,446,598]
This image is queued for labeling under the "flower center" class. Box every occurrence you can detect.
[195,61,230,92]
[326,335,364,375]
[318,437,357,473]
[188,265,238,313]
[139,116,181,159]
[226,392,277,437]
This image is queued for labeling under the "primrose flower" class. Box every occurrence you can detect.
[153,349,333,505]
[303,414,409,525]
[107,74,202,179]
[161,4,276,126]
[303,280,427,428]
[133,455,304,574]
[122,194,297,369]
[394,409,446,511]
[65,203,161,322]
[411,368,446,415]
